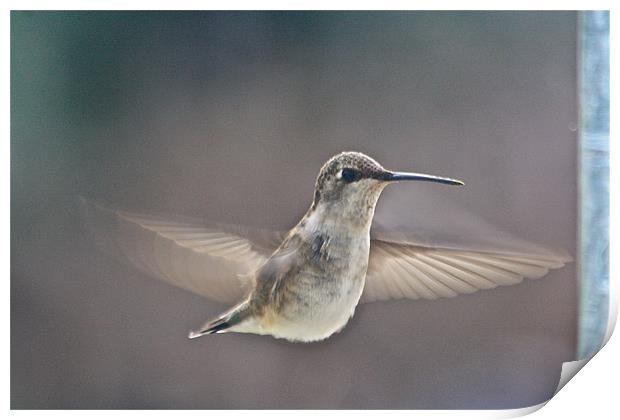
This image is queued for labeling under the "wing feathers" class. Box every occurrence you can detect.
[363,235,570,303]
[81,197,571,305]
[80,198,275,303]
[427,252,523,286]
[410,257,479,295]
[384,245,439,299]
[449,252,551,279]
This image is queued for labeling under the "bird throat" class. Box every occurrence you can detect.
[303,194,380,235]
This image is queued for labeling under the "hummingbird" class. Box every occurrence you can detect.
[81,151,570,342]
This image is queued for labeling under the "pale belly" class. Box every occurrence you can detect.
[234,243,370,342]
[231,214,373,342]
[266,269,368,342]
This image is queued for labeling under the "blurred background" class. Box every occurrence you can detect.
[12,11,578,408]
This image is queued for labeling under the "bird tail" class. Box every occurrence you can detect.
[188,301,252,339]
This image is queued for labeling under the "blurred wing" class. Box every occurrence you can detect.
[362,231,571,303]
[79,198,283,303]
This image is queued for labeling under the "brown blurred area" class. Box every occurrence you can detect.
[11,11,577,408]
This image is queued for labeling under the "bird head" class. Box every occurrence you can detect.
[310,151,464,223]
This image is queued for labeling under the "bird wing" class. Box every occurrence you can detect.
[81,197,571,304]
[79,197,283,303]
[362,230,572,303]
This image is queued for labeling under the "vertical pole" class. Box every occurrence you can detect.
[577,10,610,359]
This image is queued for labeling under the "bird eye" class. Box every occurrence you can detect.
[340,168,361,183]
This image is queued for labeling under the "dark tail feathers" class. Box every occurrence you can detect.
[188,301,250,339]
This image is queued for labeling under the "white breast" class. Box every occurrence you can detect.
[269,228,370,342]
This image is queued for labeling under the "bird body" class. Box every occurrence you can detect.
[214,202,373,341]
[189,152,464,341]
[193,154,390,341]
[80,151,571,343]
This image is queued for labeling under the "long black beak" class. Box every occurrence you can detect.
[378,170,465,186]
